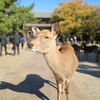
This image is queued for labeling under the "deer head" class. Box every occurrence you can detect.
[30,22,59,53]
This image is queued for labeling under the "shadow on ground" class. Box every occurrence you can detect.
[75,51,100,78]
[76,62,100,78]
[0,74,56,100]
[77,51,100,63]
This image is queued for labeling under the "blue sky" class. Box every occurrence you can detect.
[19,0,100,12]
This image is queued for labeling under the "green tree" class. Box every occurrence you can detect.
[0,0,17,34]
[10,3,40,34]
[81,7,100,42]
[51,0,100,42]
[0,0,40,35]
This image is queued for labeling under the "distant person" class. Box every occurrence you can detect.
[20,35,25,49]
[12,30,21,56]
[74,36,77,44]
[70,37,74,45]
[27,32,32,49]
[10,35,14,44]
[56,37,60,46]
[0,32,7,56]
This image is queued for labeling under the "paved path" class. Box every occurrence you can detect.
[0,45,100,100]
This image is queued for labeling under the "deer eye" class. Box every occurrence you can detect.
[45,36,49,39]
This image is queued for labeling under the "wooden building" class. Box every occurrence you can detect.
[25,12,52,41]
[25,11,52,30]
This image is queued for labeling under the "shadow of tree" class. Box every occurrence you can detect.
[78,51,100,63]
[0,74,56,100]
[76,63,100,78]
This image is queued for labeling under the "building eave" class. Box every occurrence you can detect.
[25,24,52,27]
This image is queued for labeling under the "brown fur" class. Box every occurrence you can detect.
[30,24,78,100]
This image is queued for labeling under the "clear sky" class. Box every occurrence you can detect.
[19,0,100,12]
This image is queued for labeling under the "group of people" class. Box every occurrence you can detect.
[70,36,78,45]
[0,31,25,56]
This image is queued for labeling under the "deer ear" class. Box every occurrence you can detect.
[51,22,59,39]
[31,27,40,36]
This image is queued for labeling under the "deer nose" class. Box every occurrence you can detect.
[29,43,34,49]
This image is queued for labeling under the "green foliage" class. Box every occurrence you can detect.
[0,0,39,35]
[0,1,5,10]
[51,0,100,42]
[81,7,100,41]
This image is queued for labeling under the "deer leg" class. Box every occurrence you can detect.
[61,82,65,93]
[56,81,62,100]
[95,54,98,62]
[94,51,98,62]
[65,80,70,100]
[78,51,80,59]
[96,54,98,62]
[86,53,88,60]
[83,52,86,60]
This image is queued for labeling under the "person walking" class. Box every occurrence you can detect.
[74,36,77,44]
[20,35,25,49]
[27,32,32,49]
[0,32,7,56]
[12,30,21,56]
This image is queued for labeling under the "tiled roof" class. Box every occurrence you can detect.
[32,11,52,18]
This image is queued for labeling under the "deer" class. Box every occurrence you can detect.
[60,44,82,58]
[72,44,82,58]
[81,42,99,62]
[29,23,78,100]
